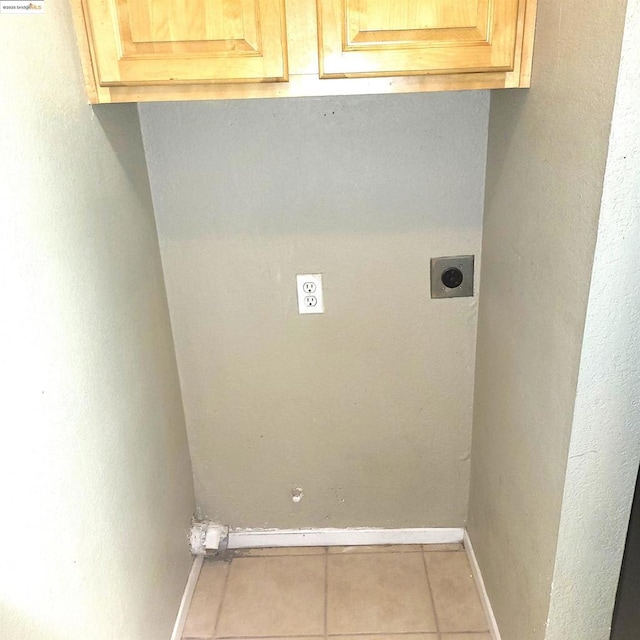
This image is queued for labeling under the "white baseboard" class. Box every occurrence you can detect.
[227,527,464,549]
[171,554,204,640]
[464,530,501,640]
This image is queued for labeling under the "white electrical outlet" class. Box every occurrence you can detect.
[296,274,324,314]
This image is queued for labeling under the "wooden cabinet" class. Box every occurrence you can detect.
[82,0,287,85]
[71,0,537,103]
[318,0,520,78]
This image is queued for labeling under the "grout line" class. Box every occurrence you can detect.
[421,550,441,638]
[324,547,329,640]
[216,635,324,639]
[231,547,326,556]
[211,559,232,640]
[327,550,424,555]
[326,633,441,637]
[217,632,443,638]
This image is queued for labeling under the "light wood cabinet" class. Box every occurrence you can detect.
[72,0,537,103]
[81,0,287,85]
[318,0,520,78]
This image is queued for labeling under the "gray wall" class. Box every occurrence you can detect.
[0,3,195,639]
[468,0,629,639]
[139,92,489,528]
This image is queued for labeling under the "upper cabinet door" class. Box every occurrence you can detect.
[317,0,520,78]
[84,0,288,85]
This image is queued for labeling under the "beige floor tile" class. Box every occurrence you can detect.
[215,555,325,637]
[327,552,437,634]
[182,560,229,639]
[328,544,423,554]
[422,543,464,552]
[441,634,491,640]
[425,552,488,633]
[234,546,326,557]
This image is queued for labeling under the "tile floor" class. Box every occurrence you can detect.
[182,544,491,640]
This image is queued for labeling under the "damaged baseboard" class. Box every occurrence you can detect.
[226,527,464,549]
[190,521,229,554]
[189,522,464,553]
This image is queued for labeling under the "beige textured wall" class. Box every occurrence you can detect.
[0,3,195,639]
[139,93,489,528]
[545,2,640,636]
[468,1,628,639]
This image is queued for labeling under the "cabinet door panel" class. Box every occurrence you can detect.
[85,0,287,85]
[318,0,519,78]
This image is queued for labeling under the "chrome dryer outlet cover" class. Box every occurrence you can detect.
[431,255,474,299]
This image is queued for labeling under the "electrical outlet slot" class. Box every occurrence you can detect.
[297,274,324,314]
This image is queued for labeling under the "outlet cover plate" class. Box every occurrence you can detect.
[297,274,324,314]
[431,255,474,298]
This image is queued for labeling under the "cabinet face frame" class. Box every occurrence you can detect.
[317,0,522,78]
[81,0,288,86]
[70,0,537,103]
